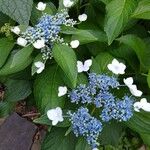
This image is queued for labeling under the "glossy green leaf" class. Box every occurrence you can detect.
[118,34,150,71]
[140,133,150,146]
[0,47,33,76]
[4,79,31,102]
[126,112,150,134]
[72,29,107,44]
[147,70,150,88]
[53,44,77,88]
[0,101,12,117]
[104,0,136,44]
[0,38,14,68]
[0,0,33,25]
[34,65,65,113]
[75,138,91,150]
[99,121,123,146]
[91,52,113,74]
[0,46,33,76]
[41,128,76,150]
[132,0,150,20]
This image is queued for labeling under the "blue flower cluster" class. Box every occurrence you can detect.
[101,96,134,122]
[21,9,76,60]
[68,73,134,148]
[68,107,102,149]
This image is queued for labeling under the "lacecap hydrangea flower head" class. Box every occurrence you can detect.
[67,59,146,149]
[46,58,148,149]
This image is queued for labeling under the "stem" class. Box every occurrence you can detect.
[22,113,40,117]
[141,73,148,77]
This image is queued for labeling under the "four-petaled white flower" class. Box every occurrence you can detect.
[63,0,74,8]
[70,40,80,48]
[47,107,64,126]
[107,59,126,75]
[78,14,87,22]
[33,39,45,49]
[36,2,46,11]
[58,86,68,97]
[134,98,150,112]
[11,26,20,35]
[77,59,92,73]
[34,61,45,74]
[17,37,28,47]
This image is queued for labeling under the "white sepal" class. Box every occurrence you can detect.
[11,26,20,35]
[36,2,46,11]
[58,86,68,97]
[47,107,64,126]
[78,14,87,22]
[17,37,28,47]
[63,0,74,8]
[33,39,45,49]
[77,59,92,73]
[34,61,45,74]
[70,40,80,48]
[107,59,126,74]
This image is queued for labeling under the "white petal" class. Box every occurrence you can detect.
[83,59,92,72]
[17,37,27,47]
[63,0,74,8]
[11,26,20,35]
[36,67,44,74]
[58,86,67,97]
[140,98,147,104]
[134,101,142,110]
[123,77,133,87]
[47,109,57,121]
[33,39,45,49]
[70,40,80,48]
[77,61,84,73]
[52,119,59,126]
[36,2,46,11]
[129,85,143,97]
[34,61,44,68]
[141,103,150,112]
[78,14,87,22]
[92,148,99,150]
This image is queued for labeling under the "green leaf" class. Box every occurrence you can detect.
[34,65,66,113]
[104,0,137,45]
[147,70,150,88]
[118,34,150,71]
[11,46,33,68]
[91,52,113,74]
[72,29,107,44]
[34,114,70,127]
[99,121,123,146]
[140,133,150,146]
[0,0,33,25]
[53,44,77,88]
[75,138,91,150]
[126,112,150,134]
[0,46,33,76]
[132,0,150,20]
[0,101,14,117]
[4,79,31,102]
[99,0,112,5]
[41,128,76,150]
[0,38,14,68]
